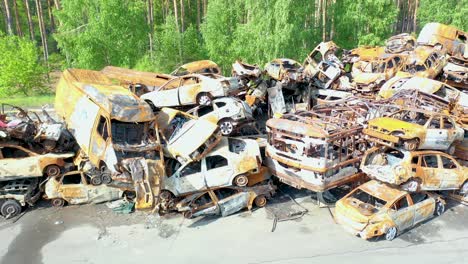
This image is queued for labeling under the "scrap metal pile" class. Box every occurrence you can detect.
[1,22,466,241]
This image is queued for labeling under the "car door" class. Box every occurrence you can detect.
[419,154,440,189]
[196,104,218,124]
[84,175,121,204]
[409,193,435,225]
[204,155,234,188]
[59,172,88,204]
[191,191,220,217]
[439,155,463,189]
[423,116,450,150]
[441,117,459,146]
[89,114,110,167]
[215,188,250,217]
[0,146,42,178]
[388,195,415,231]
[178,76,202,105]
[173,160,206,195]
[147,78,182,107]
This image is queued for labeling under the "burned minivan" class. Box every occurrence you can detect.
[265,110,367,198]
[55,69,164,210]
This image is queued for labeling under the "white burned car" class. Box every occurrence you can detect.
[187,97,253,135]
[160,137,262,199]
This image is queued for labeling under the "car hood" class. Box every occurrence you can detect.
[167,119,218,157]
[354,73,385,85]
[335,198,374,231]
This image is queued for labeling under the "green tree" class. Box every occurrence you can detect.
[418,0,467,31]
[0,33,45,96]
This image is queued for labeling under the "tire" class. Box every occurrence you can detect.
[51,198,65,207]
[101,173,112,184]
[460,181,468,195]
[1,200,22,218]
[233,175,249,187]
[218,119,235,136]
[254,195,267,207]
[91,176,102,186]
[183,211,193,219]
[403,138,419,151]
[385,226,397,241]
[196,93,212,105]
[45,165,61,177]
[160,190,173,201]
[435,201,445,216]
[404,179,420,192]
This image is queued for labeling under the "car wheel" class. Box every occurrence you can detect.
[460,181,468,195]
[404,180,419,192]
[385,226,397,241]
[218,119,234,136]
[403,138,419,151]
[101,173,112,184]
[1,200,22,218]
[183,211,193,219]
[196,93,212,105]
[91,176,102,186]
[254,195,267,207]
[233,175,249,187]
[160,190,173,201]
[435,201,445,216]
[51,198,65,207]
[45,165,61,177]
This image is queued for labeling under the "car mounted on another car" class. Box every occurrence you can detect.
[141,74,240,108]
[364,109,464,153]
[187,97,254,136]
[335,180,445,241]
[170,60,221,76]
[395,45,447,79]
[385,33,416,54]
[174,181,276,219]
[361,146,468,192]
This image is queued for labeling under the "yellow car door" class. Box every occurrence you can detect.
[58,172,88,204]
[409,193,435,225]
[388,195,415,232]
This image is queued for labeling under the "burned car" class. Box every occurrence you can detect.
[342,46,386,65]
[141,74,239,107]
[55,69,164,210]
[156,107,221,164]
[361,146,468,192]
[264,59,303,83]
[442,62,468,90]
[334,180,445,241]
[364,109,464,153]
[417,22,467,61]
[0,144,74,218]
[187,97,253,135]
[396,45,447,79]
[385,33,415,54]
[175,182,276,219]
[303,41,345,89]
[170,60,221,76]
[160,137,263,199]
[44,170,126,207]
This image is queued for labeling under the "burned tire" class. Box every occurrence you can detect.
[160,190,173,201]
[218,119,235,136]
[183,211,193,219]
[385,226,397,241]
[403,138,419,151]
[51,198,65,207]
[254,195,267,207]
[196,93,212,105]
[435,201,445,216]
[460,181,468,195]
[45,165,61,177]
[1,200,22,219]
[233,175,249,187]
[90,176,102,186]
[101,173,112,184]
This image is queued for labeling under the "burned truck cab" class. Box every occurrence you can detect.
[55,69,164,210]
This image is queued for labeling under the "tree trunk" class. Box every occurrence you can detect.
[316,0,321,29]
[179,0,184,32]
[196,0,200,30]
[24,0,34,40]
[54,0,60,9]
[203,0,207,18]
[3,0,13,35]
[147,0,154,55]
[322,0,326,41]
[47,0,55,31]
[330,0,335,40]
[173,0,179,32]
[35,0,49,64]
[12,0,22,36]
[413,0,418,32]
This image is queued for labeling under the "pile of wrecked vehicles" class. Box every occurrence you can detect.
[1,22,467,242]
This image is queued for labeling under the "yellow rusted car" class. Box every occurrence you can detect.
[361,146,468,193]
[417,23,467,60]
[335,180,445,241]
[156,108,221,165]
[265,59,303,82]
[342,46,386,64]
[396,45,447,79]
[364,109,464,153]
[171,60,221,76]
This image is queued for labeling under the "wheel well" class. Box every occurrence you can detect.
[218,117,234,125]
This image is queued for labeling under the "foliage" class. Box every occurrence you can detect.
[418,0,468,31]
[0,34,46,97]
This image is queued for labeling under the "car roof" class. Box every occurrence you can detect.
[180,60,219,72]
[359,180,406,203]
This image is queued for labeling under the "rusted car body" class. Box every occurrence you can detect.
[454,130,467,160]
[265,110,366,193]
[351,53,407,96]
[303,41,344,89]
[175,182,276,219]
[442,62,468,90]
[187,97,253,136]
[417,23,467,60]
[55,69,164,210]
[364,109,464,152]
[141,74,240,107]
[161,137,262,197]
[156,107,221,164]
[44,170,124,206]
[396,45,447,79]
[311,89,353,105]
[265,59,303,83]
[334,180,445,241]
[232,60,262,78]
[342,46,386,64]
[171,60,221,76]
[385,33,415,54]
[361,147,468,192]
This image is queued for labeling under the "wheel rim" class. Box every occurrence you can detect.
[255,196,267,207]
[91,177,102,185]
[46,166,60,177]
[407,181,418,192]
[102,174,112,184]
[5,205,18,215]
[461,183,468,194]
[235,176,248,186]
[52,199,64,207]
[404,140,418,151]
[160,191,171,201]
[386,227,396,240]
[220,121,234,135]
[199,95,210,105]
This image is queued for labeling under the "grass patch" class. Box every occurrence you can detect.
[0,94,55,108]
